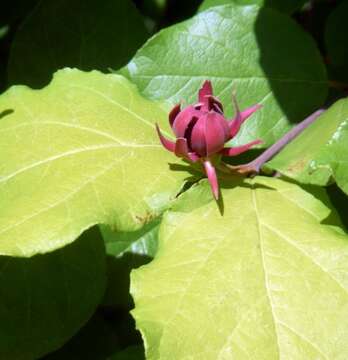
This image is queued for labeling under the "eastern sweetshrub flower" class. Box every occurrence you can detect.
[156,81,262,200]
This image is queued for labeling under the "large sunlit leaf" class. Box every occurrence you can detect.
[0,226,106,360]
[266,98,348,195]
[0,69,188,257]
[8,0,148,88]
[122,4,327,147]
[131,177,348,359]
[199,0,306,14]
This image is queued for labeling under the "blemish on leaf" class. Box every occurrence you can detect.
[286,158,308,173]
[135,210,156,225]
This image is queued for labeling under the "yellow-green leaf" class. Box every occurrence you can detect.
[266,98,348,195]
[131,177,348,359]
[0,69,188,257]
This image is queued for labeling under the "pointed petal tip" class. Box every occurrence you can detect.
[198,80,213,103]
[241,104,262,119]
[169,104,181,127]
[213,187,219,200]
[231,89,238,103]
[156,123,175,153]
[202,80,212,89]
[221,139,263,157]
[228,102,262,138]
[204,160,220,200]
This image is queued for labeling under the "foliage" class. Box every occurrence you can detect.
[266,98,348,194]
[198,0,306,14]
[0,0,347,359]
[132,178,348,359]
[120,3,327,146]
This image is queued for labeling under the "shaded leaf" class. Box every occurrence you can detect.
[0,26,8,39]
[199,0,306,14]
[0,0,40,27]
[43,309,144,360]
[101,217,160,259]
[8,0,148,88]
[121,4,327,146]
[266,98,348,195]
[103,253,152,309]
[131,177,348,359]
[0,226,106,360]
[0,69,188,256]
[325,1,348,70]
[109,345,145,360]
[42,311,120,360]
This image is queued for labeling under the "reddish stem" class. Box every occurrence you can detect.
[231,109,325,175]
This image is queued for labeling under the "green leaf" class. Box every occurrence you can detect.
[0,226,106,360]
[53,246,147,359]
[0,69,188,257]
[325,1,348,70]
[327,184,348,230]
[199,0,306,14]
[109,345,145,360]
[121,4,327,146]
[131,177,348,359]
[43,311,121,360]
[0,0,40,27]
[8,0,148,88]
[266,98,348,195]
[103,252,152,309]
[101,218,160,259]
[0,25,8,39]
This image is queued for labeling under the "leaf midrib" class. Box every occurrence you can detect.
[252,183,345,359]
[0,153,131,244]
[0,143,161,184]
[251,185,281,358]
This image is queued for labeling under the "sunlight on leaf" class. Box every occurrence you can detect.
[122,4,327,147]
[0,69,188,256]
[131,177,348,359]
[266,98,348,195]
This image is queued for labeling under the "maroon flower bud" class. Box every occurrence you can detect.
[156,81,262,200]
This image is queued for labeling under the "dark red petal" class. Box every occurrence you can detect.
[169,104,181,128]
[172,106,200,138]
[229,93,262,138]
[190,115,207,156]
[206,96,223,113]
[203,160,219,200]
[198,80,213,103]
[212,101,224,114]
[205,112,228,156]
[221,139,262,156]
[156,124,175,153]
[239,104,262,120]
[198,81,214,111]
[175,138,200,162]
